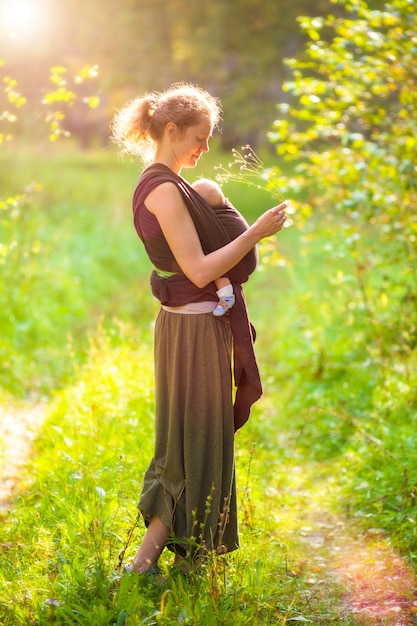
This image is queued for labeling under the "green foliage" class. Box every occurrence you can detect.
[269,0,416,320]
[267,0,417,372]
[0,144,149,395]
[0,63,100,143]
[0,61,108,395]
[263,0,417,562]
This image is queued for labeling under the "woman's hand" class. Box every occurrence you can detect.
[250,200,289,240]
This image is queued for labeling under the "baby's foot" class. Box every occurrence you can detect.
[213,294,235,317]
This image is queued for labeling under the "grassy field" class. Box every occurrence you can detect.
[1,141,417,624]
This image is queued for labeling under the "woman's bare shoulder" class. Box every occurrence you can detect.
[145,181,184,215]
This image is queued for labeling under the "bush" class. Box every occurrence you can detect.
[264,0,417,557]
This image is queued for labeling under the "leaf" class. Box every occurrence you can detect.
[83,96,100,109]
[117,610,127,626]
[50,66,67,74]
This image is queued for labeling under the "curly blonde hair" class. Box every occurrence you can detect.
[111,82,222,163]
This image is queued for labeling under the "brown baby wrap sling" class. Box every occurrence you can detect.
[132,163,262,431]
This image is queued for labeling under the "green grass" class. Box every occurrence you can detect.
[0,323,353,625]
[1,140,417,624]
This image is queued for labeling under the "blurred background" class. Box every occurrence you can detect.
[2,4,417,623]
[1,0,344,150]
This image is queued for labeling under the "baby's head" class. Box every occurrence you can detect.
[192,178,225,208]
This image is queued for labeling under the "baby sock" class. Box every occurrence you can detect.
[216,284,234,299]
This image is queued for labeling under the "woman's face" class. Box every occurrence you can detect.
[173,116,213,169]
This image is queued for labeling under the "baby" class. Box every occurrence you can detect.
[191,178,235,317]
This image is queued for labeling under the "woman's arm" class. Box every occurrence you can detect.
[145,182,288,289]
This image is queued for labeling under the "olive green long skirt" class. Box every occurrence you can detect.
[138,308,239,557]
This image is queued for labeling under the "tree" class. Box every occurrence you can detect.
[268,0,417,361]
[1,0,339,145]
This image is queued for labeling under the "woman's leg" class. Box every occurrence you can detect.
[130,516,170,573]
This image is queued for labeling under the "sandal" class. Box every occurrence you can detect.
[123,564,160,577]
[123,563,166,585]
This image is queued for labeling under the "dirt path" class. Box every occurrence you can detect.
[0,402,46,510]
[298,507,417,624]
[333,527,417,624]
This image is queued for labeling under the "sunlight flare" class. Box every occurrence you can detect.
[1,0,49,40]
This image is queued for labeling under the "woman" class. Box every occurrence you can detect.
[112,83,288,575]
